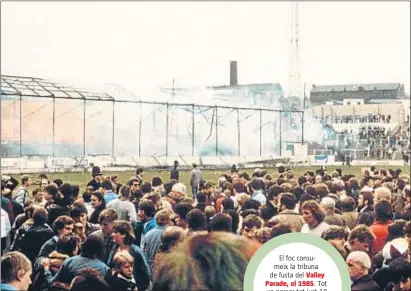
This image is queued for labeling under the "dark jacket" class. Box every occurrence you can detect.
[89,206,104,224]
[170,168,179,181]
[107,244,151,291]
[35,236,58,269]
[105,271,137,291]
[86,179,101,191]
[351,275,380,291]
[17,224,54,262]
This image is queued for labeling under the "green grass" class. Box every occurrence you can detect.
[23,165,411,197]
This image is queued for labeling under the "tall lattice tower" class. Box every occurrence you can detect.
[288,2,301,99]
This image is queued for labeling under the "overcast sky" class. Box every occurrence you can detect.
[1,2,410,96]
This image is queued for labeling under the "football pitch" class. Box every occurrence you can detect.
[21,165,411,197]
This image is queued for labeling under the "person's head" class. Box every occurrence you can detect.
[141,182,152,195]
[138,200,156,221]
[111,220,135,246]
[301,200,325,226]
[241,214,263,239]
[356,211,376,227]
[136,168,144,177]
[374,186,392,203]
[358,190,374,209]
[98,208,119,235]
[70,204,88,226]
[250,179,264,192]
[174,203,194,228]
[346,251,372,281]
[101,180,113,192]
[279,193,297,212]
[348,224,375,254]
[127,178,140,193]
[53,215,75,237]
[254,227,272,244]
[386,220,408,243]
[1,252,32,290]
[91,166,103,181]
[221,197,234,211]
[388,258,411,291]
[57,183,74,207]
[90,191,106,209]
[152,232,260,291]
[110,174,119,185]
[375,200,393,223]
[363,176,374,187]
[21,175,32,188]
[32,188,44,203]
[271,223,293,238]
[32,207,48,226]
[155,209,172,227]
[186,209,208,232]
[53,178,63,187]
[243,199,261,211]
[111,250,134,278]
[56,234,80,257]
[321,226,349,251]
[341,197,356,212]
[203,205,216,219]
[43,184,59,203]
[159,226,187,253]
[70,268,110,291]
[152,176,163,188]
[117,185,131,201]
[236,193,250,208]
[320,197,335,212]
[210,213,232,232]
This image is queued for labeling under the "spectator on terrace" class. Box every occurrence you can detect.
[107,185,137,224]
[347,225,375,257]
[87,166,103,191]
[13,175,32,207]
[141,209,172,271]
[102,180,118,204]
[369,200,393,255]
[1,252,32,291]
[300,200,330,237]
[321,197,345,227]
[15,207,53,262]
[47,183,73,227]
[89,191,106,224]
[35,216,74,265]
[135,168,145,185]
[43,235,109,286]
[108,220,151,291]
[250,179,266,205]
[347,251,379,291]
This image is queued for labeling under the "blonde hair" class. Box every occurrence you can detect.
[112,250,134,270]
[236,193,250,207]
[1,252,32,283]
[374,186,391,203]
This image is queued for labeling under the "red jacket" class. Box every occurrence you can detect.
[369,221,391,255]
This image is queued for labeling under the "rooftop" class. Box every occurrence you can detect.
[311,83,401,93]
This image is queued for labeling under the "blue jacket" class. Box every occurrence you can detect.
[44,254,109,284]
[1,283,17,291]
[107,244,151,291]
[104,191,118,204]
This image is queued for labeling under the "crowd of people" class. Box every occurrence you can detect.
[1,163,411,291]
[315,114,393,125]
